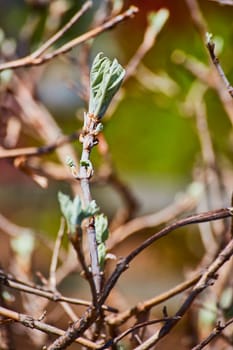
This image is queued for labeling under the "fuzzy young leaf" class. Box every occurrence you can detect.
[76,199,99,225]
[98,242,106,269]
[95,214,109,244]
[89,53,125,119]
[58,192,74,233]
[58,192,99,234]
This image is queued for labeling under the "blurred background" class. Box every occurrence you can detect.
[0,0,233,349]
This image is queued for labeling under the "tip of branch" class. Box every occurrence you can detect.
[205,32,214,48]
[128,5,139,16]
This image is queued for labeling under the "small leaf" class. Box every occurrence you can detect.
[58,192,74,233]
[89,53,125,119]
[85,200,99,217]
[95,214,109,244]
[66,156,75,168]
[98,242,106,268]
[58,192,99,234]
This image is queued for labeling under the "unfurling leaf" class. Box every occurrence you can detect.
[89,53,125,119]
[58,192,99,234]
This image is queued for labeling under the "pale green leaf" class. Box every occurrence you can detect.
[97,242,106,269]
[89,52,125,119]
[95,214,109,244]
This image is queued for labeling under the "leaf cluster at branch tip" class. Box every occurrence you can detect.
[88,52,125,119]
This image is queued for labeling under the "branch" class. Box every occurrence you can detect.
[206,33,233,98]
[192,318,233,350]
[0,270,115,313]
[0,131,80,159]
[134,236,233,349]
[30,1,92,60]
[101,207,233,304]
[102,317,181,349]
[107,273,201,327]
[107,182,201,250]
[0,6,138,72]
[0,306,98,349]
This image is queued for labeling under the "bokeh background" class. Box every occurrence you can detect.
[0,0,233,349]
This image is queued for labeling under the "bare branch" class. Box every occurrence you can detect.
[0,306,98,349]
[192,318,233,349]
[101,207,233,304]
[206,34,233,98]
[0,131,80,159]
[0,270,116,312]
[0,6,138,72]
[30,1,92,60]
[107,273,201,327]
[134,237,233,349]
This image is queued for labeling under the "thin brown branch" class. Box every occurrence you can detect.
[0,270,116,313]
[0,131,80,159]
[185,0,208,40]
[134,237,233,350]
[69,227,97,304]
[107,183,200,251]
[107,273,201,327]
[30,1,92,59]
[192,318,233,350]
[102,317,181,349]
[0,6,138,72]
[101,207,233,305]
[172,50,233,126]
[206,34,233,98]
[0,306,98,349]
[125,9,169,80]
[46,307,97,350]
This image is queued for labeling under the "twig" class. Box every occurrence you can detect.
[0,306,98,349]
[134,237,233,350]
[101,207,233,304]
[206,34,233,98]
[69,227,97,304]
[125,9,169,80]
[107,184,200,250]
[46,307,97,350]
[107,273,201,326]
[0,283,14,350]
[30,1,92,59]
[101,317,181,349]
[185,0,208,39]
[0,6,138,72]
[0,131,80,159]
[78,113,101,300]
[0,270,116,312]
[208,0,233,6]
[49,218,65,291]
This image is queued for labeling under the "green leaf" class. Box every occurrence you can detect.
[89,52,125,119]
[95,214,109,244]
[58,192,75,233]
[97,242,106,269]
[58,192,99,234]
